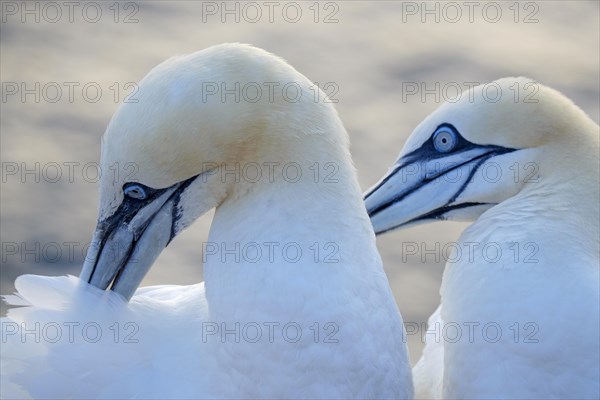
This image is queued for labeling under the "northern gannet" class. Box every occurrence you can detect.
[1,43,413,399]
[365,77,600,399]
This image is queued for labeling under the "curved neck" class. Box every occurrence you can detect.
[202,128,383,319]
[439,135,600,396]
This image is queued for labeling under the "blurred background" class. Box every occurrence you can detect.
[1,1,598,364]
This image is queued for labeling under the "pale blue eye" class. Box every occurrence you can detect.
[124,184,146,200]
[433,127,458,153]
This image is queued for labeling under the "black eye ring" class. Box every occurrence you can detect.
[432,125,459,153]
[123,183,147,200]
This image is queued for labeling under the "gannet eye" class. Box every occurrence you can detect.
[433,126,459,153]
[123,183,147,200]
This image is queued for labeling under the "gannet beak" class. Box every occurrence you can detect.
[80,175,198,300]
[364,144,515,235]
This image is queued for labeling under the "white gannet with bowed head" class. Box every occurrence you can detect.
[364,77,599,399]
[1,43,413,399]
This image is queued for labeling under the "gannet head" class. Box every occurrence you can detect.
[365,77,599,234]
[80,43,340,299]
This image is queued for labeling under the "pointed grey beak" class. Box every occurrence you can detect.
[80,175,198,300]
[365,144,515,235]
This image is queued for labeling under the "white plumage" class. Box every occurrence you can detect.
[366,77,600,399]
[1,44,413,399]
